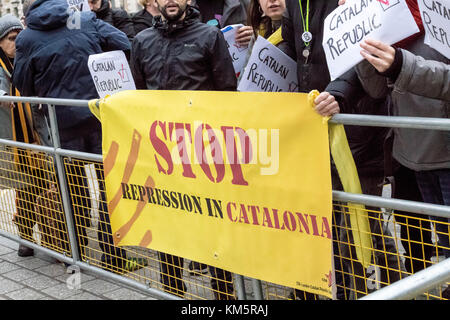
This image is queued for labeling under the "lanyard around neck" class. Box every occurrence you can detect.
[298,0,311,46]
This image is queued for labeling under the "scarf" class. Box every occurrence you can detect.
[0,48,42,171]
[395,0,424,49]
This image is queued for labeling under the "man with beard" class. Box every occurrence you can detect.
[130,0,237,299]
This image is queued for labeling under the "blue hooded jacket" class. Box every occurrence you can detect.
[12,0,130,131]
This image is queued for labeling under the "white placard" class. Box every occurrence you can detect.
[88,50,136,98]
[418,0,450,59]
[67,0,90,11]
[323,0,420,80]
[238,36,299,92]
[221,24,250,77]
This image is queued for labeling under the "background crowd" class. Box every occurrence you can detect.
[0,0,448,300]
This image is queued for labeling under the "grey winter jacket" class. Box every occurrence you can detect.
[356,36,450,171]
[395,51,450,102]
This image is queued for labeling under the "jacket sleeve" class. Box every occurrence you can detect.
[281,1,297,61]
[130,38,147,90]
[395,49,450,101]
[94,17,131,53]
[355,60,390,99]
[11,38,36,97]
[325,68,365,114]
[0,68,10,97]
[112,9,136,42]
[209,30,237,91]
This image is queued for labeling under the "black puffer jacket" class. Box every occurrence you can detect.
[130,6,237,91]
[95,0,135,41]
[132,9,154,35]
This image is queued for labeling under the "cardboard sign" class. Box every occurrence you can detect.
[238,36,299,92]
[67,0,90,11]
[323,0,420,80]
[418,0,450,59]
[221,24,250,77]
[88,50,136,98]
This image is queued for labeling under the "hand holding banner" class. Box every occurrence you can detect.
[323,0,419,80]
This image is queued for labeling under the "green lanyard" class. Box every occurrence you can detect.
[298,0,311,47]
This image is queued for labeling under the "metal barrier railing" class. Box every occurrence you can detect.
[0,95,449,300]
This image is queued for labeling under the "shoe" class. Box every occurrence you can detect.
[103,257,148,274]
[188,261,208,276]
[442,287,450,300]
[17,244,34,257]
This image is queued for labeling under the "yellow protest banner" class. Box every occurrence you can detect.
[95,90,334,297]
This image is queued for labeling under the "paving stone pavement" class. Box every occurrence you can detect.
[0,235,158,300]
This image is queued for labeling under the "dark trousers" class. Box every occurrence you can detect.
[61,122,127,265]
[158,252,234,299]
[415,169,450,259]
[332,173,404,299]
[392,165,433,273]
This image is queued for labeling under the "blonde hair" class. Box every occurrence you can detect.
[137,0,148,7]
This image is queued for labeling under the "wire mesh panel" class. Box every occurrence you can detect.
[63,158,237,300]
[261,201,450,300]
[0,144,71,256]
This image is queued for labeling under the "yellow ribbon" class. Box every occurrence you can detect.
[266,27,283,46]
[309,90,373,268]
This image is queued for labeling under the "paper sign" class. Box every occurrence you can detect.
[221,24,250,77]
[88,50,136,98]
[67,0,90,11]
[418,0,450,59]
[238,36,299,92]
[323,0,420,80]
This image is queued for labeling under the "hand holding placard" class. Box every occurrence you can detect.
[323,0,419,80]
[88,50,136,98]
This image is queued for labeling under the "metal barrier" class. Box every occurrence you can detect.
[0,95,449,300]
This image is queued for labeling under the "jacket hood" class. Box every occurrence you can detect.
[95,0,111,19]
[152,6,200,34]
[26,0,70,30]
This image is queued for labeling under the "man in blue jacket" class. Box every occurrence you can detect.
[12,0,147,274]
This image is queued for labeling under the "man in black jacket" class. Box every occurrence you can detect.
[88,0,135,41]
[130,0,236,300]
[132,0,160,35]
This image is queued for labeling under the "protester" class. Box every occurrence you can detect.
[0,14,41,257]
[131,0,236,299]
[12,0,147,274]
[132,0,160,34]
[281,0,406,299]
[88,0,135,41]
[237,0,287,86]
[353,7,450,299]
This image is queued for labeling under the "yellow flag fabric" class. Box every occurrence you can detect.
[266,27,283,46]
[91,90,334,297]
[309,90,373,268]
